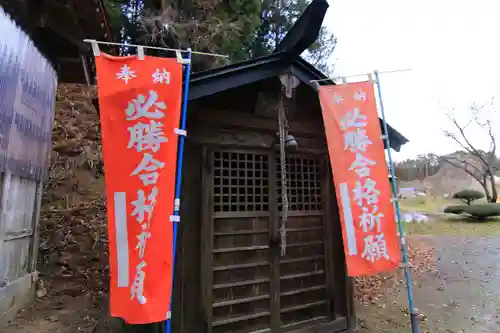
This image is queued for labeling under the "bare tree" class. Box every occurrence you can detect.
[437,101,498,202]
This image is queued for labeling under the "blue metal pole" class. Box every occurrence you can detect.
[374,70,420,333]
[165,48,192,333]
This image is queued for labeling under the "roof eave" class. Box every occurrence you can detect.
[188,52,291,101]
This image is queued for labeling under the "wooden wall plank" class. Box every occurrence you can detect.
[28,181,43,274]
[1,177,35,282]
[0,172,5,288]
[0,173,40,329]
[172,141,204,333]
[201,147,214,333]
[268,152,281,332]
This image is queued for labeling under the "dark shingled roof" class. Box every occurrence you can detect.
[188,54,408,152]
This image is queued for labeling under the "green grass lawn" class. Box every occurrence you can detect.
[401,216,500,236]
[397,197,500,236]
[398,196,491,214]
[398,196,452,214]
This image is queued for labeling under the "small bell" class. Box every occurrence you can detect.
[284,134,297,151]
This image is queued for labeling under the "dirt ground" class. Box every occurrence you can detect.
[357,234,500,333]
[1,236,431,333]
[4,294,105,333]
[6,223,500,333]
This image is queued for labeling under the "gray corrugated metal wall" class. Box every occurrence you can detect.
[0,6,56,327]
[0,173,43,327]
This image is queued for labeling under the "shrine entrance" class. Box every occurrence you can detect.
[201,148,349,333]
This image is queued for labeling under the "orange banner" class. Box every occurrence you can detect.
[318,81,401,277]
[95,53,183,323]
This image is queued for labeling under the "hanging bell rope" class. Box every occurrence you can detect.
[278,92,289,257]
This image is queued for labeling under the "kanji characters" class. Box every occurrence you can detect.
[333,93,343,105]
[344,128,372,153]
[131,153,165,177]
[349,153,376,178]
[127,120,168,153]
[137,172,160,187]
[136,228,152,258]
[131,187,159,224]
[359,205,384,233]
[329,83,395,270]
[152,68,171,84]
[353,90,367,101]
[361,234,390,262]
[131,261,147,304]
[124,84,171,305]
[340,108,367,131]
[116,64,136,84]
[353,178,380,207]
[126,90,166,121]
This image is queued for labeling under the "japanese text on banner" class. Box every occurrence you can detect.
[318,81,401,277]
[95,53,182,324]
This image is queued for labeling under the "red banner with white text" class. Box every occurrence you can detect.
[95,53,183,323]
[318,81,401,277]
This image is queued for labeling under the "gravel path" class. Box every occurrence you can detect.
[358,235,500,333]
[400,236,500,333]
[418,235,500,333]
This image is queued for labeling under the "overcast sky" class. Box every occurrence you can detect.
[324,0,500,161]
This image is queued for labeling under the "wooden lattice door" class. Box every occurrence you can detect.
[202,149,338,333]
[202,150,275,333]
[276,155,333,331]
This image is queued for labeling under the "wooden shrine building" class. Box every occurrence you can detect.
[89,0,408,332]
[166,1,409,332]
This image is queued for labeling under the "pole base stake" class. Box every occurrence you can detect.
[410,313,421,333]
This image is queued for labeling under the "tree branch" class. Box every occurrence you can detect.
[436,154,485,186]
[445,106,493,170]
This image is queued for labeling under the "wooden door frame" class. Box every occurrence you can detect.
[200,146,213,332]
[200,146,349,333]
[320,156,339,318]
[267,148,281,331]
[278,152,344,332]
[200,145,280,333]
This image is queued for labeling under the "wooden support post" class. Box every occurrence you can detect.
[81,55,92,86]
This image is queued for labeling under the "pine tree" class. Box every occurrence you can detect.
[248,0,336,75]
[103,0,336,73]
[103,0,261,70]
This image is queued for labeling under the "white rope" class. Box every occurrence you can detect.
[310,68,412,83]
[278,93,289,257]
[83,39,229,58]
